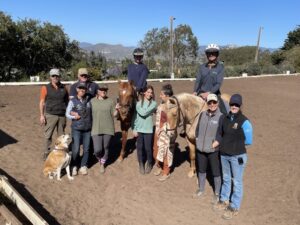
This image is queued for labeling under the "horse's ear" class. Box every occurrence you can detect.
[128,80,135,87]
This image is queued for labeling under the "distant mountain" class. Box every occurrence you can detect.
[80,42,278,60]
[79,42,135,60]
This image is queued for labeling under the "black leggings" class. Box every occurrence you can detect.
[136,133,153,164]
[196,151,221,177]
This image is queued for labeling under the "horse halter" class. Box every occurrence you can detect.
[165,96,183,133]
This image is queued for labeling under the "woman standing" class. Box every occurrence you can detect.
[195,94,223,200]
[66,82,92,176]
[91,84,115,173]
[132,85,157,175]
[213,94,253,220]
[153,84,176,181]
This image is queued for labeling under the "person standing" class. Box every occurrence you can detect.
[39,68,68,160]
[127,48,149,95]
[213,94,253,220]
[66,82,92,176]
[91,84,115,174]
[132,85,157,175]
[194,94,223,202]
[193,44,227,114]
[153,84,176,181]
[69,68,99,102]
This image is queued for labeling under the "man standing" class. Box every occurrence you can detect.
[193,44,227,114]
[39,68,69,160]
[69,68,99,102]
[127,48,149,95]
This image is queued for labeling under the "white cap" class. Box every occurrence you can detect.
[49,68,60,76]
[206,94,218,102]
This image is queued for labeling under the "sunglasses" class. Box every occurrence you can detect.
[51,75,60,78]
[230,103,240,107]
[206,52,218,56]
[80,74,88,78]
[207,100,218,105]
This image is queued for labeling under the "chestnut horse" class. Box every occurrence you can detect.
[165,93,230,177]
[117,80,137,161]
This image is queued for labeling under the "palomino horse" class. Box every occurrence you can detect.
[117,80,137,161]
[165,93,230,177]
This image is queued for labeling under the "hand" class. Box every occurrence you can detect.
[115,103,121,110]
[200,92,209,100]
[40,115,46,125]
[212,140,219,149]
[74,114,81,120]
[192,92,198,96]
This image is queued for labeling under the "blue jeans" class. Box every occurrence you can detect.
[72,129,91,168]
[220,153,247,209]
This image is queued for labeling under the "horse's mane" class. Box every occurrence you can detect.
[174,93,207,122]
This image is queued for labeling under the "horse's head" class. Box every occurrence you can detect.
[118,80,136,119]
[165,97,180,138]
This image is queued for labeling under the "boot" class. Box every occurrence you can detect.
[145,161,153,174]
[139,163,145,175]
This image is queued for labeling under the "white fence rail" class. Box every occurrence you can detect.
[0,73,299,86]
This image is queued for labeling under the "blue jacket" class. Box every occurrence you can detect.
[127,63,149,93]
[193,62,224,95]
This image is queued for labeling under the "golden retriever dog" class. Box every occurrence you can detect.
[43,134,73,181]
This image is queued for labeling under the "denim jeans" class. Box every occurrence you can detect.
[220,153,247,209]
[72,129,91,168]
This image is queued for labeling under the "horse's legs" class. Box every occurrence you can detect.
[187,140,196,178]
[118,129,128,162]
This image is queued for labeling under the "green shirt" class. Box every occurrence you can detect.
[91,97,115,136]
[132,99,157,133]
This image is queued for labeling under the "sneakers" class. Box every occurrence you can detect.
[158,174,170,182]
[222,206,239,220]
[72,166,78,176]
[145,161,153,174]
[213,200,229,211]
[100,163,105,174]
[79,166,88,175]
[153,166,162,176]
[193,189,204,198]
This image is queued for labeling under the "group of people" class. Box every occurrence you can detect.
[39,44,253,220]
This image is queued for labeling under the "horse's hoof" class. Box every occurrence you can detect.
[117,156,124,163]
[188,170,195,178]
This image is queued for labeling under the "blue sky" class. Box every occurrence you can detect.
[1,0,299,48]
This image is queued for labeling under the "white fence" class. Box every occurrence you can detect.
[0,73,299,86]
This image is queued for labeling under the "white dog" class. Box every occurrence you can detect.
[43,134,73,181]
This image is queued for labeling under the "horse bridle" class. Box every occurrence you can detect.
[165,96,184,132]
[165,96,206,134]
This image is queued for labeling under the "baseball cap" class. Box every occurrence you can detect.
[77,82,87,89]
[49,68,60,76]
[206,94,218,102]
[229,94,242,106]
[78,68,88,76]
[99,83,108,90]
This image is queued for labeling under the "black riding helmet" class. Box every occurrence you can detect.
[133,48,144,57]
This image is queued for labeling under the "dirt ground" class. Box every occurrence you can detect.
[0,75,300,225]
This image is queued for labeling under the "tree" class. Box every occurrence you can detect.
[282,25,300,50]
[139,24,199,74]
